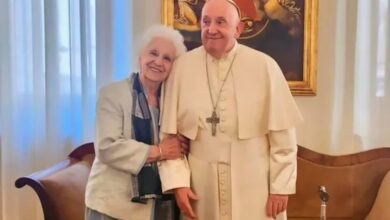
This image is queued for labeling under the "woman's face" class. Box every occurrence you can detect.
[139,37,176,84]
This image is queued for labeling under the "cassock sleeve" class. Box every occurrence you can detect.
[160,58,179,134]
[268,128,298,194]
[159,60,191,193]
[266,57,303,130]
[265,57,301,194]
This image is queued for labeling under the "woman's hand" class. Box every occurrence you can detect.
[177,134,190,156]
[159,135,183,160]
[146,134,190,163]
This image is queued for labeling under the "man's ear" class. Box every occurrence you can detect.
[234,21,244,38]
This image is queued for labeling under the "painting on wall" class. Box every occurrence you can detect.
[162,0,318,95]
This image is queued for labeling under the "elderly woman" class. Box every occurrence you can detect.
[85,25,187,220]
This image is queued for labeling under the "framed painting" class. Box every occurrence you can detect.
[162,0,318,95]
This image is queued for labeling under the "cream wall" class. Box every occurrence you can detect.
[132,1,386,155]
[295,0,359,154]
[294,0,388,155]
[131,0,163,71]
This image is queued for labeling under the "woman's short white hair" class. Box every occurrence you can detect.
[139,25,187,58]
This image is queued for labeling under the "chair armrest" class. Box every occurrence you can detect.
[68,142,94,160]
[15,160,72,220]
[365,170,390,220]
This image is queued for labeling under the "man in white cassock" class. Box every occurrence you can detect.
[159,0,303,219]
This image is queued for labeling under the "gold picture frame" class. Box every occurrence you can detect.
[162,0,318,95]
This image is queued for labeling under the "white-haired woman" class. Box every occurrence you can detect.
[85,25,187,220]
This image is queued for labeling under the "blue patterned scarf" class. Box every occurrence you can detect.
[129,73,178,219]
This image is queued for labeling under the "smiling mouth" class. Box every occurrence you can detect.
[207,35,223,40]
[149,67,162,73]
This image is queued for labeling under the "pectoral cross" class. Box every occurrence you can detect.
[206,110,220,136]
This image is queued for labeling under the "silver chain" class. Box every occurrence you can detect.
[205,52,237,113]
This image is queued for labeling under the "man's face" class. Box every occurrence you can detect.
[201,0,242,58]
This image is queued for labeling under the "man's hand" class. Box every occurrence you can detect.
[174,187,198,219]
[266,194,288,219]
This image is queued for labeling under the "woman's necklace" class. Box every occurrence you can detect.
[205,52,237,136]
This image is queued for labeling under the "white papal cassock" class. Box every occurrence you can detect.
[159,43,303,220]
